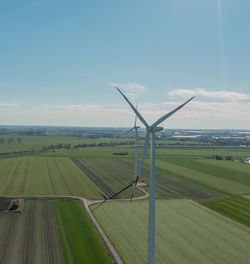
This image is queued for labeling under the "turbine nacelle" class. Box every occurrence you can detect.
[149,126,163,133]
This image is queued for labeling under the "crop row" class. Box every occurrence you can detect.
[0,199,111,263]
[0,157,103,199]
[203,196,250,228]
[0,200,63,264]
[165,158,250,186]
[74,157,143,198]
[53,199,111,264]
[115,158,221,200]
[71,157,116,198]
[154,158,250,194]
[94,199,250,264]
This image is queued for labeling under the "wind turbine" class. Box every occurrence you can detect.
[121,106,141,195]
[116,87,194,264]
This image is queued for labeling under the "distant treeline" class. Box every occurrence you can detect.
[42,140,134,151]
[0,140,134,156]
[0,137,22,144]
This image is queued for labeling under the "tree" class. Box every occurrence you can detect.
[8,138,15,144]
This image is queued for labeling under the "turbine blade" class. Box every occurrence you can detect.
[134,103,138,127]
[116,87,149,129]
[150,96,195,129]
[111,181,135,199]
[98,192,108,200]
[94,181,135,210]
[121,127,135,136]
[93,199,108,211]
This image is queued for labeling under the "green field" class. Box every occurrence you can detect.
[0,199,111,264]
[36,145,250,158]
[165,158,250,186]
[152,158,250,194]
[243,194,250,199]
[204,196,250,228]
[1,144,250,263]
[53,200,111,264]
[72,157,221,200]
[0,200,63,264]
[72,157,144,198]
[0,135,133,154]
[0,157,103,199]
[93,199,250,264]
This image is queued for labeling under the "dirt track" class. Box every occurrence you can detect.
[5,185,148,264]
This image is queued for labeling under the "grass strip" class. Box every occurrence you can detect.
[53,199,111,264]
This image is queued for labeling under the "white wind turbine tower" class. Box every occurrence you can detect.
[116,87,194,264]
[121,108,140,188]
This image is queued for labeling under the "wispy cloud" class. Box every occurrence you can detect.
[36,89,250,128]
[168,88,250,101]
[1,88,250,129]
[42,104,101,112]
[109,82,146,99]
[0,103,19,109]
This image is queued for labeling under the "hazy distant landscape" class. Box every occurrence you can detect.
[0,126,250,263]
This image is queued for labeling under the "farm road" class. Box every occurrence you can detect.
[6,186,148,264]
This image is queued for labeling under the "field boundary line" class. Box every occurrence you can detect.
[71,157,116,198]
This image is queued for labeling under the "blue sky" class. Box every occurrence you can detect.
[0,0,250,128]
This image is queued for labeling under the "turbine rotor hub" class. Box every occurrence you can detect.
[149,126,163,132]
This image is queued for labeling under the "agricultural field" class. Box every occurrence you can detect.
[204,196,250,228]
[0,199,111,264]
[0,156,103,199]
[37,145,250,159]
[0,143,250,263]
[93,199,250,264]
[71,157,143,198]
[152,158,250,194]
[243,194,250,199]
[74,156,222,200]
[115,158,222,200]
[53,199,111,264]
[165,158,250,186]
[0,134,132,154]
[0,198,11,212]
[0,200,63,264]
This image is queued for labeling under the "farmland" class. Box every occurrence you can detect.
[0,135,250,263]
[0,199,111,264]
[164,158,250,186]
[71,157,143,198]
[204,196,250,228]
[0,156,103,198]
[93,199,250,264]
[53,199,111,264]
[0,200,63,264]
[152,158,250,194]
[0,134,133,154]
[68,157,221,200]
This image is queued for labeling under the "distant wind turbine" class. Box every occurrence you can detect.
[121,105,141,198]
[116,87,194,264]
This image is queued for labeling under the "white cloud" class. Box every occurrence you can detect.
[42,104,101,112]
[0,103,19,108]
[1,88,250,129]
[109,82,146,99]
[168,88,250,101]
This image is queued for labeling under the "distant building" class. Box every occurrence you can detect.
[244,158,250,164]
